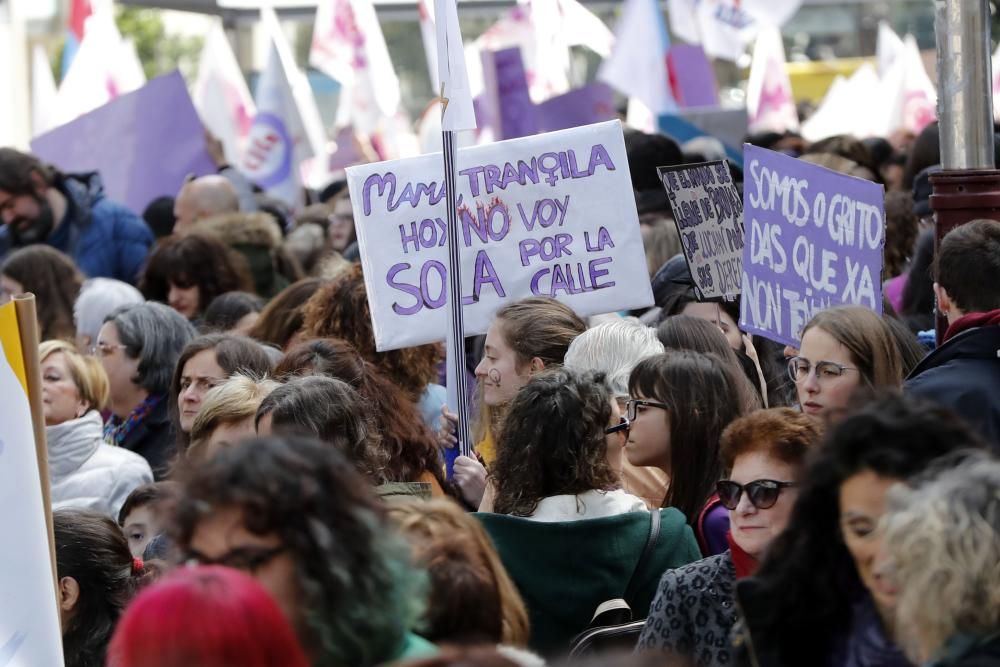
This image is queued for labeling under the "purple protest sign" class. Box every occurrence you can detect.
[739,145,885,347]
[668,45,720,108]
[537,83,617,133]
[481,47,539,140]
[31,71,215,215]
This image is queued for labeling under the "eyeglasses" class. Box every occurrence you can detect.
[716,479,796,510]
[625,398,669,422]
[787,357,858,384]
[185,545,285,573]
[605,417,630,435]
[89,341,128,357]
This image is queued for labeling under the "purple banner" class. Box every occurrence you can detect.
[739,145,885,346]
[668,45,720,109]
[481,47,538,140]
[537,83,617,133]
[31,71,215,215]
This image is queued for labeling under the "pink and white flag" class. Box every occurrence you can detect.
[746,26,799,134]
[875,34,936,136]
[192,21,256,165]
[31,44,58,137]
[52,8,145,126]
[310,0,400,135]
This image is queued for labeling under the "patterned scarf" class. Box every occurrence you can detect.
[104,394,164,447]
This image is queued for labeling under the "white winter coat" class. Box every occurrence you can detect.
[47,411,153,518]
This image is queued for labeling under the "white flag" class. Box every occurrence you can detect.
[417,0,439,91]
[801,64,881,141]
[243,10,322,206]
[598,0,676,115]
[667,0,802,63]
[746,27,799,134]
[310,0,400,135]
[992,42,1000,122]
[876,21,905,77]
[192,21,256,165]
[31,44,57,137]
[435,0,477,130]
[874,34,936,137]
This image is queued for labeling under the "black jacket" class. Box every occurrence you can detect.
[931,636,1000,667]
[119,398,176,480]
[906,325,1000,448]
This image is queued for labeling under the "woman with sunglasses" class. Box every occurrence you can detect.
[731,392,985,667]
[790,306,903,421]
[637,408,821,666]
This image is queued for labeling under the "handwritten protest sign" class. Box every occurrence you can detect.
[739,145,885,347]
[347,120,652,351]
[658,160,743,302]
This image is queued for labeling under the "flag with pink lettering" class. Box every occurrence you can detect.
[739,145,885,347]
[746,27,799,134]
[346,120,652,351]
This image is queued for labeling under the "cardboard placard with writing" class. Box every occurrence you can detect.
[659,160,744,302]
[347,120,652,351]
[740,145,885,346]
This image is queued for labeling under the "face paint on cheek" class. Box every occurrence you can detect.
[488,368,501,387]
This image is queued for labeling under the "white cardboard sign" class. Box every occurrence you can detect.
[347,120,653,351]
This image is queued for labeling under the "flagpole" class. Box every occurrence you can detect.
[441,126,472,459]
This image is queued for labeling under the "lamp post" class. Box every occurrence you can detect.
[929,0,1000,341]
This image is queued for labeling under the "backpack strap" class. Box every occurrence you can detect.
[696,493,722,556]
[624,508,661,603]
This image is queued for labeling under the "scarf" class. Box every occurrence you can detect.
[943,308,1000,342]
[47,411,103,477]
[726,530,760,579]
[104,394,163,447]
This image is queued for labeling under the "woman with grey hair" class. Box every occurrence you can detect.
[95,302,197,479]
[74,278,144,353]
[883,456,1000,667]
[563,318,668,508]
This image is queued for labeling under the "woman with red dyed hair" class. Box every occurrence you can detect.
[107,565,309,667]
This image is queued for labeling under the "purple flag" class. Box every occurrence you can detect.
[480,47,538,140]
[31,70,215,215]
[536,83,617,133]
[739,145,885,346]
[668,45,720,109]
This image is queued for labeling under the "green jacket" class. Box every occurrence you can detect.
[477,508,701,656]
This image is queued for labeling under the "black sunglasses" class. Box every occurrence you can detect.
[716,479,796,510]
[605,417,630,435]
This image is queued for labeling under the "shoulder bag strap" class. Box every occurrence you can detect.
[623,509,661,603]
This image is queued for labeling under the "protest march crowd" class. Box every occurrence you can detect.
[4,2,1000,667]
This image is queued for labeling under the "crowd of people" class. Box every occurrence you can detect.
[1,117,1000,667]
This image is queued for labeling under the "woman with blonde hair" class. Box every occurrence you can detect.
[883,456,1000,667]
[388,498,530,649]
[186,374,280,463]
[40,340,152,517]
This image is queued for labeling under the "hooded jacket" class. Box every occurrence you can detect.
[906,314,1000,447]
[48,411,153,517]
[0,172,153,283]
[199,212,290,299]
[477,507,700,656]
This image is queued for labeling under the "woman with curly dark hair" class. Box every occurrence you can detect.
[275,337,447,496]
[732,392,986,667]
[54,509,144,667]
[174,435,433,666]
[477,368,700,654]
[1,244,84,341]
[139,233,254,321]
[247,277,326,350]
[301,263,443,410]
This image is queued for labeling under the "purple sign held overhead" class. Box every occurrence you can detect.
[31,71,215,216]
[481,47,539,140]
[739,145,885,346]
[537,83,617,133]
